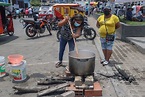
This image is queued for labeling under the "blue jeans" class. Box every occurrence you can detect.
[59,37,75,62]
[100,34,116,50]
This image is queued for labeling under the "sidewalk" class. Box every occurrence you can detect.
[88,16,145,97]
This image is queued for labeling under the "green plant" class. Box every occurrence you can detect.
[30,0,41,6]
[119,16,145,26]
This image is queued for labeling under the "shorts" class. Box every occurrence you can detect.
[100,37,115,50]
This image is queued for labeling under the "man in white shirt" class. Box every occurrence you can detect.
[131,3,137,18]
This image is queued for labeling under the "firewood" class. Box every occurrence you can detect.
[37,83,70,97]
[13,86,49,93]
[51,76,74,81]
[37,79,66,85]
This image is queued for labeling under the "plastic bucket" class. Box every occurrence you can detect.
[0,56,6,77]
[8,54,23,64]
[10,60,27,81]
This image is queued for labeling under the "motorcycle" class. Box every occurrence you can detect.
[56,20,96,41]
[20,18,52,37]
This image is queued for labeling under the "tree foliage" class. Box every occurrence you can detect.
[30,0,41,6]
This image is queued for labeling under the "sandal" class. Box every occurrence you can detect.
[55,61,63,68]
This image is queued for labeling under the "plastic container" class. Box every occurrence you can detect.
[10,60,27,81]
[8,54,23,64]
[0,56,6,77]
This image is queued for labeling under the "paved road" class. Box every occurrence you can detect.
[89,16,145,97]
[0,17,145,97]
[0,18,99,97]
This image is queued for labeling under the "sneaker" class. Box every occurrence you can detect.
[102,61,109,66]
[100,59,105,64]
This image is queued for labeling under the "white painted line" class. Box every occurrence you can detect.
[27,59,100,66]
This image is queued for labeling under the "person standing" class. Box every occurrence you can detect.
[136,7,144,22]
[85,4,89,15]
[131,3,137,19]
[55,14,84,68]
[25,8,29,18]
[96,6,120,65]
[42,14,52,35]
[28,7,33,18]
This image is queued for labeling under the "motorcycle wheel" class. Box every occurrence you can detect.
[25,25,36,37]
[40,26,46,33]
[8,32,14,36]
[84,27,96,40]
[56,30,61,41]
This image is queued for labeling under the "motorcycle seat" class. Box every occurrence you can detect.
[24,20,35,24]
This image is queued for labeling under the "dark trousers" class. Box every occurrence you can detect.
[59,37,75,62]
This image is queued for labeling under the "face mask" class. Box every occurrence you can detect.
[104,10,110,16]
[74,21,81,27]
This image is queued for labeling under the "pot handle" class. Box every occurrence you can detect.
[77,59,89,62]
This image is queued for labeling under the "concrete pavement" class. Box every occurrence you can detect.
[0,17,145,97]
[88,16,145,97]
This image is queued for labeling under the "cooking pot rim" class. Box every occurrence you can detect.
[69,50,95,58]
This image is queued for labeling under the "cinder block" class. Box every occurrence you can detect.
[74,76,83,86]
[84,75,94,86]
[84,82,102,97]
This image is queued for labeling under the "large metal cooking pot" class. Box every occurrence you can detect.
[69,50,95,76]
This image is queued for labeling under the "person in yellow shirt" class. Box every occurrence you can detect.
[96,6,120,65]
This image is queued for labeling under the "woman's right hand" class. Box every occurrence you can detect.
[58,16,69,27]
[65,16,69,22]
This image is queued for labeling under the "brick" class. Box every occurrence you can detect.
[60,91,75,97]
[65,70,72,77]
[84,82,102,97]
[66,83,83,95]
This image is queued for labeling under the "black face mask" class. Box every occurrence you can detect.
[104,10,110,16]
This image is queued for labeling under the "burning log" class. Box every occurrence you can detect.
[13,86,49,93]
[37,83,70,97]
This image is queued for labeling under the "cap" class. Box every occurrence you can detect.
[104,6,111,10]
[74,14,84,21]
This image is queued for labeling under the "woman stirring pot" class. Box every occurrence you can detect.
[55,14,84,68]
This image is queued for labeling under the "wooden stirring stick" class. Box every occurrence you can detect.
[68,20,79,56]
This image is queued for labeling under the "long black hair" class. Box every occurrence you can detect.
[70,14,84,27]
